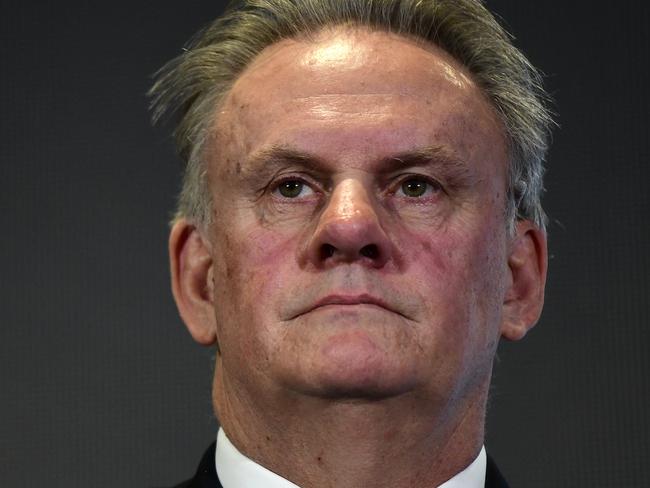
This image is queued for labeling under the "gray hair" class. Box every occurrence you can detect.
[149,0,554,232]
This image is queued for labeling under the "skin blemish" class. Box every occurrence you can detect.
[383,428,398,441]
[256,206,270,226]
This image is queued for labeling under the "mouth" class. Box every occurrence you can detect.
[295,294,411,320]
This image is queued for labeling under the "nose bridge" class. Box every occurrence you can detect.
[305,176,392,267]
[324,178,375,228]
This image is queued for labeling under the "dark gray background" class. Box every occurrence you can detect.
[1,1,648,486]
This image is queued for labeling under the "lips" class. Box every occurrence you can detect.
[295,293,409,320]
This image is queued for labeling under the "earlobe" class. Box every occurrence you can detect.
[501,220,548,341]
[169,218,218,346]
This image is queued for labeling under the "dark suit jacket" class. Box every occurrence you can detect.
[172,442,510,487]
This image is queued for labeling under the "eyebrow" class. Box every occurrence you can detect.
[383,145,472,181]
[240,145,329,178]
[240,143,474,185]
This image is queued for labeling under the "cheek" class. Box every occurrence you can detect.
[397,222,506,390]
[396,216,507,330]
[211,225,301,377]
[212,222,299,328]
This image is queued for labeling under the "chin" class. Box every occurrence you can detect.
[282,330,420,400]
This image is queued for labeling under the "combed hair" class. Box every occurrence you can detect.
[149,0,554,232]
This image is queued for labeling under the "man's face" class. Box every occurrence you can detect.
[206,29,511,407]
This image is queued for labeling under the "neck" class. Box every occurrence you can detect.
[213,362,489,488]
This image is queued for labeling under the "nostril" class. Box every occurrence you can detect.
[320,244,336,260]
[360,244,379,259]
[316,243,384,262]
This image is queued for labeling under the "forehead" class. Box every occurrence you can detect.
[212,28,505,170]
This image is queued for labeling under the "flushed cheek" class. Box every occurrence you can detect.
[398,220,506,325]
[398,225,474,281]
[214,221,302,323]
[212,234,298,388]
[395,226,504,393]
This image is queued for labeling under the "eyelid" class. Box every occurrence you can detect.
[270,173,322,199]
[390,173,444,196]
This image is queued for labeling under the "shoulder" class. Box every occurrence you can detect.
[169,442,221,488]
[485,453,510,488]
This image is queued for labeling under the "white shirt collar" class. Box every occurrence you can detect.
[438,445,486,488]
[216,428,300,488]
[215,427,486,487]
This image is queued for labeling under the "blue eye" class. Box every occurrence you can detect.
[274,179,315,198]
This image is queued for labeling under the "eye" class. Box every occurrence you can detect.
[396,177,440,198]
[273,179,315,199]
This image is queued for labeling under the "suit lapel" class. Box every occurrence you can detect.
[173,442,221,488]
[485,454,510,488]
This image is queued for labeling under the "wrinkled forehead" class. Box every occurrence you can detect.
[210,27,505,167]
[223,27,485,111]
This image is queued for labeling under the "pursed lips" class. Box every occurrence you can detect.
[292,294,412,321]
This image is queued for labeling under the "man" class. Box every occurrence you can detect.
[150,0,553,486]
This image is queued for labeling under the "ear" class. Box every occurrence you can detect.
[501,220,548,341]
[169,218,217,346]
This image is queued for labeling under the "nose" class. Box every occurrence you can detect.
[303,178,393,268]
